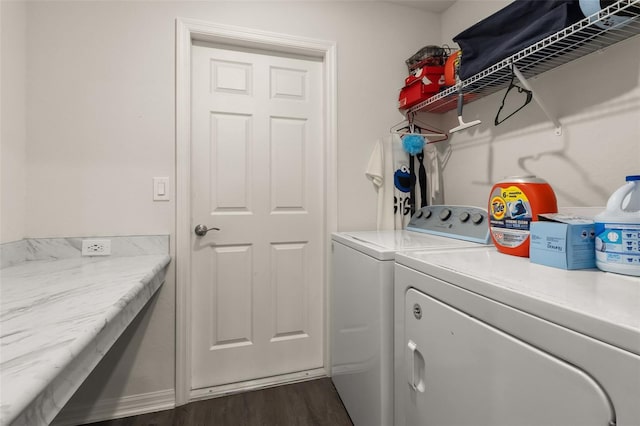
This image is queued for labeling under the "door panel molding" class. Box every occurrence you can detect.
[175,18,337,405]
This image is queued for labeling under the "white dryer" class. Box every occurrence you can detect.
[331,205,491,426]
[394,247,640,426]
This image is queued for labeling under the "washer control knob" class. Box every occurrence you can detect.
[439,208,451,221]
[423,210,432,219]
[471,213,484,224]
[415,211,423,219]
[459,212,470,223]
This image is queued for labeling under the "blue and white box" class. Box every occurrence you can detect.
[530,213,596,270]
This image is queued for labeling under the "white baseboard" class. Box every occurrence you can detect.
[52,388,175,426]
[189,368,328,401]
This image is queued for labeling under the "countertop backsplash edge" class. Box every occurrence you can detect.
[0,235,170,269]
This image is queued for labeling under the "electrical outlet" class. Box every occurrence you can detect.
[81,239,111,256]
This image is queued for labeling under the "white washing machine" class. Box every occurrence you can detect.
[331,205,492,426]
[394,247,640,426]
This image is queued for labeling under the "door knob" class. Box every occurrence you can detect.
[194,224,220,236]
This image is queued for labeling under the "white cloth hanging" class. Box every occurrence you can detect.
[423,143,443,206]
[390,134,412,230]
[365,135,446,230]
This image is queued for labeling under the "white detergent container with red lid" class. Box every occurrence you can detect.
[594,175,640,276]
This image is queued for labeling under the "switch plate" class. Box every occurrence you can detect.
[81,239,111,256]
[153,177,170,201]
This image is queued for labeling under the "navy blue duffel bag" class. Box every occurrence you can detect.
[453,0,585,80]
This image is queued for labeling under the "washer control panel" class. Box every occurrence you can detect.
[406,205,491,244]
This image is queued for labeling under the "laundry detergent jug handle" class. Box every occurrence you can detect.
[606,177,639,212]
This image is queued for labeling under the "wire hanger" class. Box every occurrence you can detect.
[390,112,448,143]
[495,63,533,126]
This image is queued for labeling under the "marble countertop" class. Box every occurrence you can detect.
[0,238,170,426]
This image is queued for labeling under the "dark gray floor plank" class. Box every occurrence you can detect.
[86,378,352,426]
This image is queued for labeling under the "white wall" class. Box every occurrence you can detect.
[438,0,640,209]
[1,1,27,243]
[24,1,440,237]
[11,1,440,419]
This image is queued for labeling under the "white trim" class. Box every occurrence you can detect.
[189,368,327,401]
[175,18,338,406]
[51,389,175,426]
[175,16,192,408]
[323,36,339,379]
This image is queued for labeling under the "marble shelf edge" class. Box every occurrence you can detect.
[0,235,171,426]
[18,256,170,426]
[3,256,171,426]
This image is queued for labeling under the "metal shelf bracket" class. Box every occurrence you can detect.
[512,65,562,136]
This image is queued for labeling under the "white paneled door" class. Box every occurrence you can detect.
[190,43,324,390]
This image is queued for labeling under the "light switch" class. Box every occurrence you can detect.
[153,177,170,201]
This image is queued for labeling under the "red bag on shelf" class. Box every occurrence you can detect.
[398,66,444,110]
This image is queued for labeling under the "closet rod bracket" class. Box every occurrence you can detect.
[512,65,562,136]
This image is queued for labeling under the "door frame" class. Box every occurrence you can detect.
[175,18,338,405]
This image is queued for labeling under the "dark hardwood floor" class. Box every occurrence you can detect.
[86,378,353,426]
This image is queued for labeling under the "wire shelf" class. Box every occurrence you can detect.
[407,0,640,114]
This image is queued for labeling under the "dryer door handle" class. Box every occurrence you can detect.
[408,340,425,393]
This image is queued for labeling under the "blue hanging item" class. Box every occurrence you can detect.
[401,129,426,215]
[401,133,425,155]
